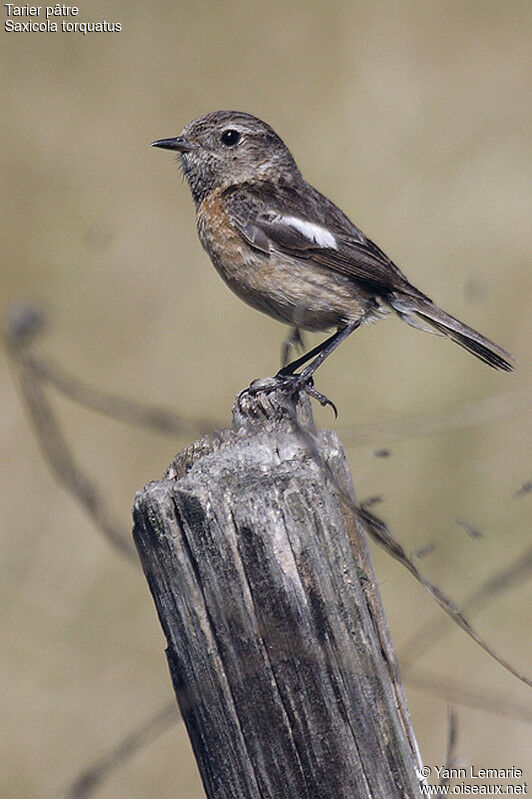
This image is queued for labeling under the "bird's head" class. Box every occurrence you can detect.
[151,110,299,204]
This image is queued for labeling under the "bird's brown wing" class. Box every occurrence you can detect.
[224,182,430,301]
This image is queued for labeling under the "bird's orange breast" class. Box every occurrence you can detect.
[196,189,246,269]
[196,188,273,305]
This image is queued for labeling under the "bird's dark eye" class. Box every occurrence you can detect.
[220,129,241,147]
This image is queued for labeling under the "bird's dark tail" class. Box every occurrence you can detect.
[389,295,514,371]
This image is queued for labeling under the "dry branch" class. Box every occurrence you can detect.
[401,545,532,668]
[4,306,136,561]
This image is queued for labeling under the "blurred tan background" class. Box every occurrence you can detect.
[1,1,531,796]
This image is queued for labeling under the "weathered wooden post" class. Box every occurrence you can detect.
[133,380,423,799]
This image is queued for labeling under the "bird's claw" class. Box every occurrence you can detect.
[247,372,338,418]
[298,378,338,418]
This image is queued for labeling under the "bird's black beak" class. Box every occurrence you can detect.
[150,137,198,153]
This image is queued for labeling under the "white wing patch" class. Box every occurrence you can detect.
[275,215,337,249]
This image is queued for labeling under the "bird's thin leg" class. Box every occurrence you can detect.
[248,322,361,416]
[278,329,342,376]
[298,321,361,380]
[273,322,361,416]
[280,326,305,368]
[278,321,360,378]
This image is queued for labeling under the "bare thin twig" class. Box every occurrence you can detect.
[456,519,483,540]
[439,708,458,787]
[514,481,532,499]
[401,545,532,667]
[359,509,532,687]
[4,303,218,439]
[5,307,137,561]
[356,504,531,688]
[414,543,436,559]
[28,353,217,438]
[404,668,532,724]
[63,703,177,799]
[338,388,532,445]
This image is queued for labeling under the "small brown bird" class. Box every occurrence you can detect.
[152,111,513,403]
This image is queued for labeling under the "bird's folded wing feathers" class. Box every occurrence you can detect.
[224,184,428,300]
